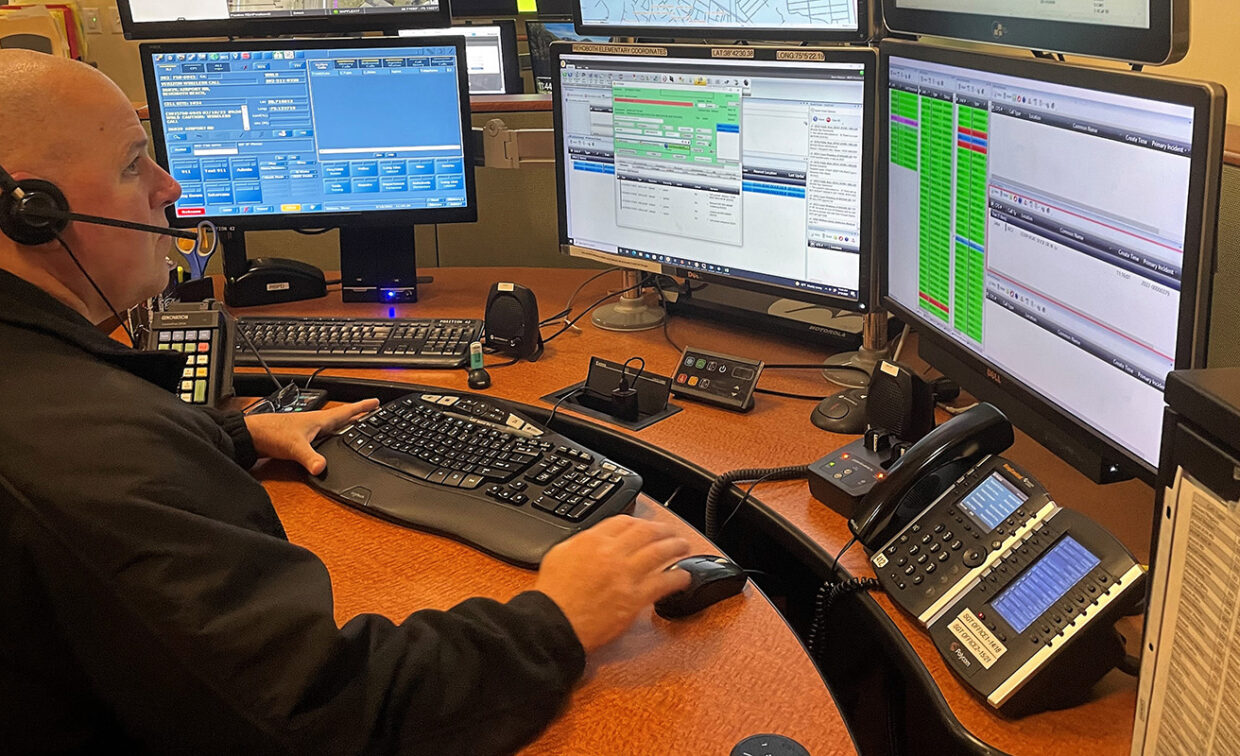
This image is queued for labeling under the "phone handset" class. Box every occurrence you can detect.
[849,403,1014,552]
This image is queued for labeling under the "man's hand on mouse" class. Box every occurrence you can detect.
[534,515,692,652]
[244,399,380,475]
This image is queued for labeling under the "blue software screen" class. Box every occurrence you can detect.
[958,472,1029,532]
[148,45,468,220]
[991,536,1101,633]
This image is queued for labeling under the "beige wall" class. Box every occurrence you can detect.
[1086,0,1240,123]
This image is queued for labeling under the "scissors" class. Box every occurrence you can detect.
[174,220,219,280]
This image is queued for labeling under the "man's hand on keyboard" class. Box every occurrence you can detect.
[534,515,692,652]
[245,399,381,475]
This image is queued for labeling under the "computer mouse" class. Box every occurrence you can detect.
[811,387,867,434]
[467,368,492,390]
[654,555,748,619]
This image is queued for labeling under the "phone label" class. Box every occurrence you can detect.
[948,609,1007,670]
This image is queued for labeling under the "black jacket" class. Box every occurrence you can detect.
[0,269,585,755]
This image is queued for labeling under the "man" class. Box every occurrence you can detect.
[0,50,691,754]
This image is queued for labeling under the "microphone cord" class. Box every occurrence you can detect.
[53,231,136,347]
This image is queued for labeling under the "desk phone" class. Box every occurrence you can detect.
[871,454,1145,715]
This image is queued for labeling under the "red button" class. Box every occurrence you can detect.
[676,374,687,384]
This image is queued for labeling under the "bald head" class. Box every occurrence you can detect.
[0,50,181,324]
[0,50,135,179]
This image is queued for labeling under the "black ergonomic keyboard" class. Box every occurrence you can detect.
[310,390,642,567]
[234,316,484,368]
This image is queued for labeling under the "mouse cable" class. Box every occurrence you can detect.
[704,465,810,540]
[807,575,881,663]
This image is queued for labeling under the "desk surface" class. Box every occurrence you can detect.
[238,266,1149,755]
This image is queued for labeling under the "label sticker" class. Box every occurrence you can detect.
[948,609,1007,670]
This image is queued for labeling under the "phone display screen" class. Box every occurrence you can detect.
[991,536,1100,633]
[958,472,1028,532]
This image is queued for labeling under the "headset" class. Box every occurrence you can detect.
[0,162,217,343]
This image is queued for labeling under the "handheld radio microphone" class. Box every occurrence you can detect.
[0,163,206,247]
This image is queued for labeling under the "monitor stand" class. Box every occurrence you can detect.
[339,226,419,303]
[220,228,327,308]
[820,311,894,389]
[592,269,665,332]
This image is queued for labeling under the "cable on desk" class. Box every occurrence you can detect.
[650,276,683,353]
[539,266,623,328]
[704,465,809,541]
[753,387,831,402]
[545,386,584,429]
[304,366,329,389]
[541,274,651,344]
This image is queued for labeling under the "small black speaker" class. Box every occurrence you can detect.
[866,360,935,442]
[484,282,543,361]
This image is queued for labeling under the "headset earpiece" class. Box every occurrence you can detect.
[0,177,71,246]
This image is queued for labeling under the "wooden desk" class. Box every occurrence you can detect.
[244,270,854,754]
[236,266,1148,755]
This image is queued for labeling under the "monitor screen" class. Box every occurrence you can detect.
[556,45,876,310]
[527,22,609,95]
[881,42,1223,479]
[119,0,449,39]
[991,536,1100,633]
[574,0,870,41]
[141,38,475,230]
[399,23,521,95]
[883,0,1186,65]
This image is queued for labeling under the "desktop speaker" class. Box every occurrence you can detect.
[484,282,543,361]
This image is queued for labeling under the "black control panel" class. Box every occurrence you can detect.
[671,347,763,412]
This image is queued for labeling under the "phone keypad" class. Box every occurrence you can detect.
[156,328,215,405]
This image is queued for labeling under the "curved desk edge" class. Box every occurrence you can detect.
[237,372,992,754]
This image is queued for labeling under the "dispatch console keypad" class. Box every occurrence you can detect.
[157,328,215,405]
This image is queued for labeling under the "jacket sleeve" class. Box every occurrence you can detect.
[199,407,259,469]
[15,440,585,756]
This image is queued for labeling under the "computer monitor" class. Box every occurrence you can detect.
[573,0,872,42]
[555,44,878,313]
[399,22,522,95]
[117,0,450,40]
[527,22,609,95]
[880,40,1225,484]
[141,37,476,305]
[882,0,1187,66]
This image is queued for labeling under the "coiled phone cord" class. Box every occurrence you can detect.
[703,465,810,541]
[807,576,881,663]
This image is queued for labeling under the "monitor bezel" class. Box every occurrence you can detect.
[877,39,1225,483]
[399,20,524,95]
[117,0,452,41]
[572,0,873,42]
[451,0,521,18]
[140,36,479,232]
[553,42,880,313]
[881,0,1188,66]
